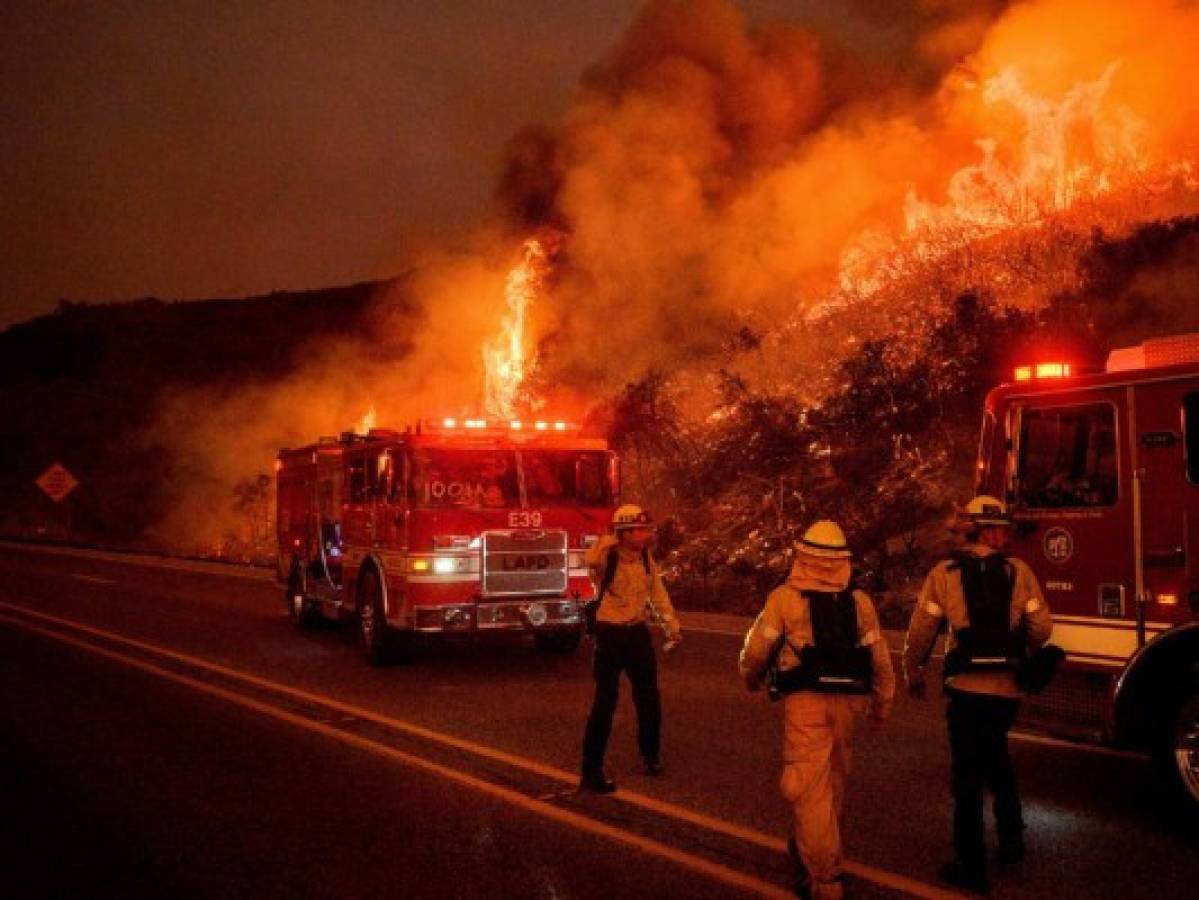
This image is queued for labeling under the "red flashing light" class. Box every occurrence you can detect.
[1014,362,1072,382]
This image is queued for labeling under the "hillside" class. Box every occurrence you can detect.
[0,280,402,550]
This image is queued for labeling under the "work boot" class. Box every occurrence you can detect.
[643,757,664,776]
[787,836,811,899]
[579,770,617,794]
[997,836,1026,867]
[938,859,989,894]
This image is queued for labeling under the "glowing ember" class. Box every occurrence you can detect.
[483,237,549,419]
[356,403,377,434]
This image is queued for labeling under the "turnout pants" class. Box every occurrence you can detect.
[946,689,1024,871]
[582,623,660,774]
[780,693,865,900]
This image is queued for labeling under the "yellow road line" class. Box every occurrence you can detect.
[0,600,962,900]
[1,611,791,900]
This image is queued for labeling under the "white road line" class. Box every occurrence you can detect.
[6,541,1140,768]
[1008,730,1143,759]
[0,599,963,900]
[0,610,792,899]
[1,540,274,581]
[71,574,117,585]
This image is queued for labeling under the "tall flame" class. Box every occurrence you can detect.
[356,403,377,434]
[483,237,548,419]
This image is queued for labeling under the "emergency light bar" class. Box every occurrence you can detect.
[422,417,577,434]
[1014,362,1073,382]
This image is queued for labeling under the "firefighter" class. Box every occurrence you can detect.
[739,521,895,900]
[903,495,1053,894]
[579,504,682,793]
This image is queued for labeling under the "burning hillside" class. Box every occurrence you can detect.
[128,0,1199,573]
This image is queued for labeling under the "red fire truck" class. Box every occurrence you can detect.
[976,332,1199,807]
[276,418,618,664]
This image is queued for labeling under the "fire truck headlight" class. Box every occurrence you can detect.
[433,556,457,575]
[443,606,473,628]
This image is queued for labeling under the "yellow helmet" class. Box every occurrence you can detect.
[612,504,653,531]
[963,494,1011,527]
[796,520,851,559]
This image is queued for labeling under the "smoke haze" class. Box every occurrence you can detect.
[152,0,1199,549]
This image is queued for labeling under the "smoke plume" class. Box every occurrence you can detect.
[152,0,1199,551]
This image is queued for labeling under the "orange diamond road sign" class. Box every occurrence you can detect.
[35,463,79,503]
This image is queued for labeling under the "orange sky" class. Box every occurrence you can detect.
[0,1,952,329]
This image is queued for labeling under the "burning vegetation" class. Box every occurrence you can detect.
[9,0,1199,602]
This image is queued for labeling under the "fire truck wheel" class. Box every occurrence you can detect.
[534,629,582,654]
[357,567,391,666]
[1169,691,1199,810]
[286,563,317,629]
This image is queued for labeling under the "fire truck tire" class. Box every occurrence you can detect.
[286,562,318,629]
[534,629,582,653]
[1167,691,1199,811]
[357,567,392,666]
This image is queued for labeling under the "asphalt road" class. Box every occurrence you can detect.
[0,543,1195,899]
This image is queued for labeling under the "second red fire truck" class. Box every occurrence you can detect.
[276,418,618,664]
[976,332,1199,808]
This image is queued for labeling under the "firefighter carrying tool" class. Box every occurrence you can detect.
[276,418,618,665]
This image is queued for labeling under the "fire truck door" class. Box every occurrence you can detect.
[1005,394,1135,666]
[1134,382,1195,631]
[342,451,370,571]
[369,449,403,549]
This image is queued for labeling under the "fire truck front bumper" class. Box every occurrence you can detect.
[411,599,582,633]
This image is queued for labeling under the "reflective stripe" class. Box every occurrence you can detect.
[923,601,943,617]
[860,628,880,646]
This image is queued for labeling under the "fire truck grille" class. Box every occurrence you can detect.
[481,530,568,597]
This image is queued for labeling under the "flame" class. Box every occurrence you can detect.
[356,403,377,434]
[838,61,1169,296]
[482,237,549,419]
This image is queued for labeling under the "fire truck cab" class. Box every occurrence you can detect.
[977,333,1199,807]
[276,419,618,664]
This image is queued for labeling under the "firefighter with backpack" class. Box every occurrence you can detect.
[903,495,1053,893]
[739,520,895,900]
[579,504,682,793]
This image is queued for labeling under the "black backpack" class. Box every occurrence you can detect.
[767,589,873,697]
[943,551,1025,677]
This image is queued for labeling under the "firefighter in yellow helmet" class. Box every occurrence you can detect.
[739,520,895,900]
[579,504,682,793]
[903,495,1053,893]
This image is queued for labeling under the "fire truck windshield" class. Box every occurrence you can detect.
[410,448,613,509]
[520,449,611,506]
[1016,403,1119,508]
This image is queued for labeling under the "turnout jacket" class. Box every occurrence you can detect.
[739,580,895,721]
[585,536,681,641]
[903,544,1053,698]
